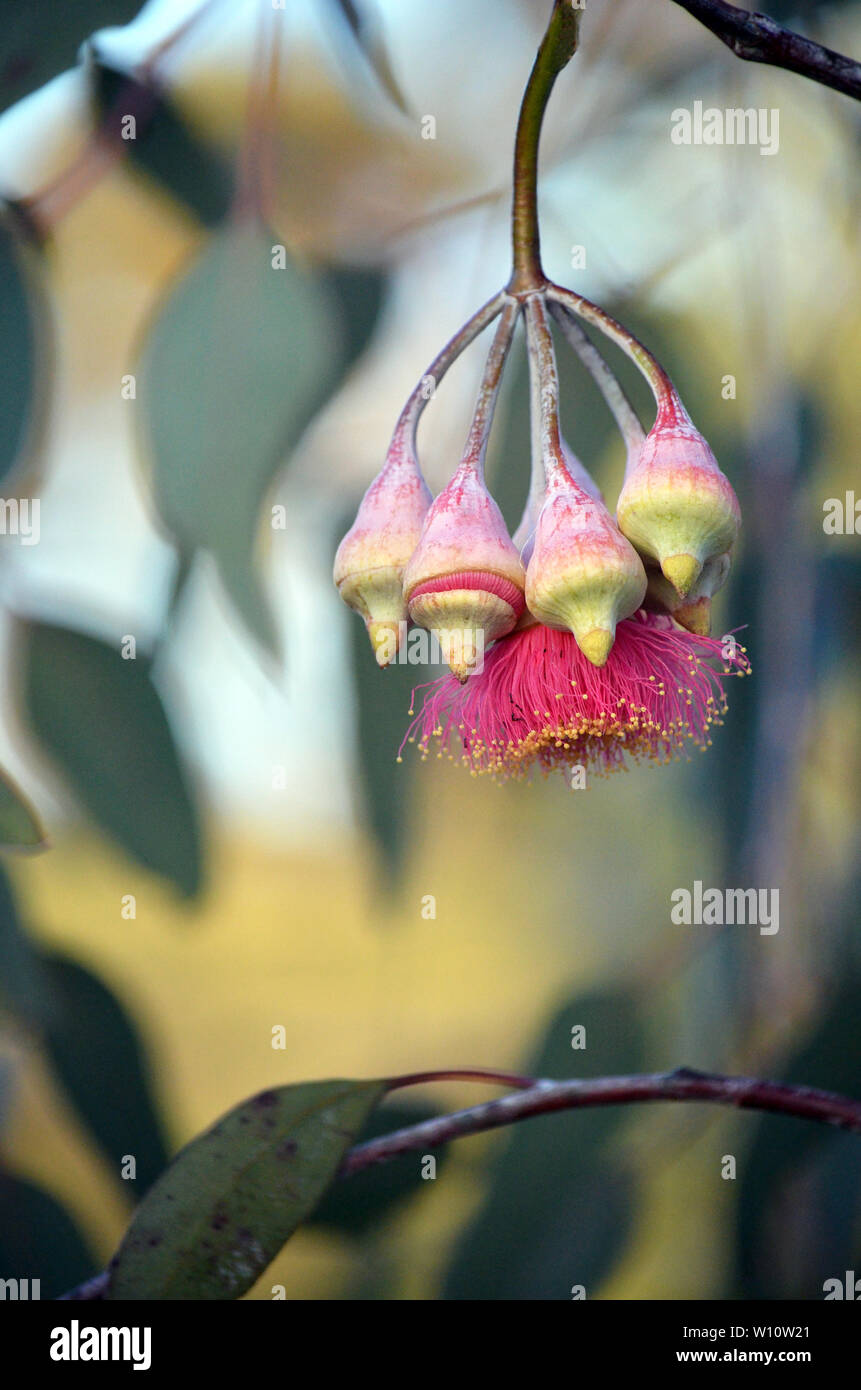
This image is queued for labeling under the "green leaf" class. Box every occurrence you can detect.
[138,220,342,655]
[0,203,48,486]
[107,1078,385,1300]
[40,954,171,1199]
[349,616,416,879]
[734,969,861,1298]
[0,1,142,114]
[0,764,46,851]
[89,60,234,226]
[0,863,54,1027]
[309,1101,447,1235]
[442,989,645,1300]
[0,1171,98,1299]
[20,619,203,897]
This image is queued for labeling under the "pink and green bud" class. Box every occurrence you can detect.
[616,398,740,598]
[525,462,647,668]
[513,439,601,565]
[334,439,432,667]
[644,551,731,636]
[403,460,525,681]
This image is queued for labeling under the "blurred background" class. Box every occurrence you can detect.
[0,0,859,1299]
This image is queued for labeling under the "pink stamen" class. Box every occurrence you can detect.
[400,611,750,781]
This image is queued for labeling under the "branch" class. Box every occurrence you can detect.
[670,0,861,101]
[59,1066,861,1298]
[341,1066,861,1174]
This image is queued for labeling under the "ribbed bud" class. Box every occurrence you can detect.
[513,440,601,565]
[525,463,647,667]
[644,551,731,635]
[616,398,740,597]
[403,461,525,681]
[334,439,431,666]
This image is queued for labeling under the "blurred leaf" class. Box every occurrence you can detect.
[443,988,645,1300]
[41,953,170,1199]
[20,620,203,897]
[734,970,861,1298]
[0,863,53,1027]
[0,203,48,486]
[89,59,234,225]
[349,614,416,879]
[138,219,342,655]
[107,1078,385,1300]
[309,1100,447,1235]
[0,0,141,113]
[0,1170,98,1298]
[324,266,385,367]
[0,765,46,850]
[328,0,409,114]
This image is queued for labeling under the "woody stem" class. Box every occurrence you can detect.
[462,299,520,472]
[509,1,583,292]
[342,1067,861,1176]
[524,296,565,480]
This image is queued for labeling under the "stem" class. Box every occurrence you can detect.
[58,1064,861,1301]
[517,297,550,543]
[462,299,520,472]
[510,1,583,291]
[386,1067,536,1092]
[342,1067,861,1175]
[548,301,645,458]
[523,295,564,481]
[670,0,861,103]
[547,282,679,412]
[391,292,507,455]
[233,0,283,223]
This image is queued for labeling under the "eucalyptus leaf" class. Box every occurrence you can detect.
[443,989,645,1300]
[90,59,234,226]
[20,620,203,898]
[0,1171,98,1299]
[137,219,341,655]
[0,203,48,486]
[349,614,416,879]
[734,970,861,1298]
[0,765,46,851]
[107,1078,385,1300]
[0,1,141,113]
[41,954,170,1199]
[0,864,54,1027]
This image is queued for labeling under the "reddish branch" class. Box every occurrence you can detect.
[58,1066,861,1300]
[341,1067,861,1174]
[670,0,861,101]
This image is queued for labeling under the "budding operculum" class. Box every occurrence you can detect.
[644,552,731,635]
[525,467,647,667]
[402,461,525,681]
[513,439,601,565]
[333,441,432,666]
[616,401,740,598]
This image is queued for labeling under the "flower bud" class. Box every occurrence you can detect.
[525,463,647,667]
[644,551,731,636]
[616,399,740,597]
[513,440,601,565]
[334,438,432,666]
[403,460,525,681]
